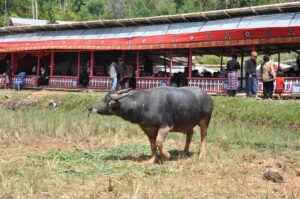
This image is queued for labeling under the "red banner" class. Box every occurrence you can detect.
[29,51,50,58]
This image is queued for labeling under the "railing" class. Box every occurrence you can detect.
[89,76,111,89]
[189,77,300,93]
[188,78,228,93]
[12,75,38,88]
[258,77,300,93]
[136,77,169,89]
[49,76,78,88]
[2,75,300,94]
[283,77,300,93]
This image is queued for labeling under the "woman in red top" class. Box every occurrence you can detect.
[275,71,284,100]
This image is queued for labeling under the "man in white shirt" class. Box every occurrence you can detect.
[108,61,118,90]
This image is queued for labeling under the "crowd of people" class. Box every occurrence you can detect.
[1,51,299,96]
[1,59,50,90]
[226,51,292,99]
[107,58,135,90]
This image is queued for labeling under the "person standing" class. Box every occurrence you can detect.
[124,64,134,88]
[275,71,285,100]
[260,55,276,99]
[117,58,126,89]
[3,60,12,89]
[108,60,118,91]
[38,67,49,86]
[143,55,153,76]
[245,51,258,98]
[226,52,240,97]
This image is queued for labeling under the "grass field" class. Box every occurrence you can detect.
[0,90,299,199]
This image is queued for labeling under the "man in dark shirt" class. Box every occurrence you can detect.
[143,55,153,76]
[226,52,240,97]
[4,60,12,75]
[38,67,49,86]
[245,51,258,97]
[117,58,126,89]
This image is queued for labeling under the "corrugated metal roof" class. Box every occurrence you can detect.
[9,17,74,26]
[1,2,300,35]
[1,12,300,42]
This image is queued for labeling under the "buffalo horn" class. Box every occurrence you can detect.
[117,88,133,95]
[110,92,133,101]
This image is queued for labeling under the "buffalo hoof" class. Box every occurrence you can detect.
[161,151,171,160]
[147,155,157,164]
[198,152,206,159]
[180,151,191,159]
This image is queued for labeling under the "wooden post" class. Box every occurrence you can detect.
[122,50,125,62]
[220,50,224,71]
[164,50,167,73]
[50,51,54,76]
[136,50,140,78]
[278,52,281,69]
[90,51,94,77]
[240,51,244,88]
[77,52,80,78]
[37,56,40,76]
[188,48,192,78]
[11,53,15,75]
[169,48,172,85]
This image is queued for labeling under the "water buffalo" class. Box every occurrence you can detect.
[88,87,213,163]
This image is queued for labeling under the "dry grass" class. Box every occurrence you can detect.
[0,90,299,199]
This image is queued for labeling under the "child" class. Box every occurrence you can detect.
[275,71,284,100]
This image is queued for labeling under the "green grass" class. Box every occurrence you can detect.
[0,90,299,198]
[30,144,176,176]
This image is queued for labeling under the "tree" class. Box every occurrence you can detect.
[71,0,86,13]
[103,0,126,19]
[86,0,104,19]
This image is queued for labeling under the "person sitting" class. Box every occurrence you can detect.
[80,65,90,88]
[14,72,26,91]
[203,70,212,77]
[287,68,296,77]
[123,64,134,89]
[183,67,188,77]
[31,66,37,75]
[38,67,49,86]
[67,66,74,76]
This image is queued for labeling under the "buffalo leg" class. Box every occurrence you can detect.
[199,115,211,159]
[182,130,193,158]
[147,135,157,164]
[156,126,171,160]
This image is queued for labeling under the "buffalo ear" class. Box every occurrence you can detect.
[108,100,119,109]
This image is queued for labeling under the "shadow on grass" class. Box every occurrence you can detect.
[103,149,194,162]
